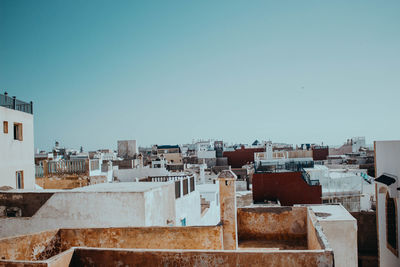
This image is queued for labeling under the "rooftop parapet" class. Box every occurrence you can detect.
[0,92,33,114]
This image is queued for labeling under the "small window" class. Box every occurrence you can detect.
[16,171,24,189]
[183,179,188,195]
[13,123,23,141]
[3,121,8,134]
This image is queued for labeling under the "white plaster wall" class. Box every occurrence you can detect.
[197,150,216,159]
[144,183,176,226]
[0,106,34,189]
[199,200,220,226]
[175,190,201,226]
[319,219,358,267]
[310,205,358,267]
[114,167,169,181]
[0,191,146,238]
[376,184,400,267]
[375,141,400,267]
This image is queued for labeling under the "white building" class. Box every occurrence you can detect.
[0,94,34,190]
[117,140,137,159]
[0,180,202,238]
[309,204,358,267]
[375,140,400,267]
[351,136,366,153]
[305,165,375,212]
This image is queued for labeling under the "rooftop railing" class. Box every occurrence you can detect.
[0,93,33,114]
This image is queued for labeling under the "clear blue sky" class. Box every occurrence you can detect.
[1,0,399,151]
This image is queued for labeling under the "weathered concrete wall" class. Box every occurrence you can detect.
[238,207,307,241]
[218,171,238,250]
[69,248,334,267]
[59,226,223,251]
[307,209,324,250]
[0,192,54,217]
[0,226,223,263]
[144,183,176,226]
[310,205,357,267]
[117,140,137,159]
[114,167,169,181]
[35,175,106,189]
[0,191,146,238]
[236,191,253,208]
[175,190,201,226]
[0,230,61,261]
[46,248,74,267]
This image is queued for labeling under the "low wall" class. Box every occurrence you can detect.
[307,209,324,250]
[68,248,334,267]
[0,230,61,261]
[237,207,307,241]
[0,226,223,262]
[0,192,54,217]
[59,226,222,251]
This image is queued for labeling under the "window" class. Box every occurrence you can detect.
[190,177,195,192]
[13,123,23,141]
[16,171,24,189]
[175,180,181,199]
[3,121,8,134]
[386,193,398,256]
[183,179,188,195]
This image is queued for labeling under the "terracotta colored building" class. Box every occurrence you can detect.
[252,171,322,206]
[223,146,264,168]
[312,146,329,161]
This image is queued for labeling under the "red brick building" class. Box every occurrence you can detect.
[223,146,264,168]
[252,172,322,206]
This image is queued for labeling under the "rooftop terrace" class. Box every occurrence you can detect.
[0,92,33,114]
[0,206,334,266]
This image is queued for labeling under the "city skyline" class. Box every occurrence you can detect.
[1,0,400,151]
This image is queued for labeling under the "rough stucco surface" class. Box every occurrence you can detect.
[0,192,54,217]
[0,230,61,261]
[59,226,223,251]
[238,207,307,241]
[0,191,146,238]
[69,248,334,267]
[219,177,237,250]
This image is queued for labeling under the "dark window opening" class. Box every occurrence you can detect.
[183,179,188,195]
[175,181,181,199]
[386,193,398,254]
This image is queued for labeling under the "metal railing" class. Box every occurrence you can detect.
[0,93,33,114]
[301,168,320,186]
[47,160,86,174]
[35,165,44,178]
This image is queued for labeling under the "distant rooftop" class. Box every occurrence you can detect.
[0,92,33,114]
[157,145,180,149]
[72,182,168,192]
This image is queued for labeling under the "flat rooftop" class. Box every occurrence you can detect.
[72,182,168,192]
[310,204,356,222]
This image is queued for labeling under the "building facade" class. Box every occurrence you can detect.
[375,140,400,267]
[0,94,34,190]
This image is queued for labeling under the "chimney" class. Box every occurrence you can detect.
[218,169,238,250]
